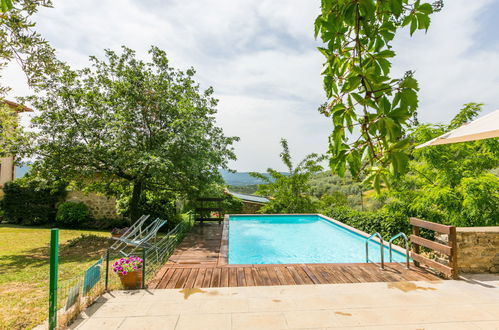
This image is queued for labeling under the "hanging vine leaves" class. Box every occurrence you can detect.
[315,0,443,192]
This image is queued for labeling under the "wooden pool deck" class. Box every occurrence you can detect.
[150,223,440,289]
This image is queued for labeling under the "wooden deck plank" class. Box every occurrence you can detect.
[287,266,305,285]
[202,268,213,288]
[184,268,199,288]
[252,268,264,286]
[279,267,296,285]
[266,267,281,286]
[256,267,272,286]
[229,267,238,287]
[308,266,330,284]
[193,268,206,288]
[175,268,191,288]
[273,267,287,285]
[220,267,229,287]
[318,266,343,283]
[295,266,314,284]
[244,268,255,286]
[302,266,322,284]
[236,268,246,287]
[156,268,175,289]
[165,268,182,289]
[211,268,221,287]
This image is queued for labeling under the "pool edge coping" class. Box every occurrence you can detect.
[219,213,409,267]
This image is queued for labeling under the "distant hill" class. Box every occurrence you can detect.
[219,169,271,186]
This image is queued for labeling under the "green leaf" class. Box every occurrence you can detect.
[416,13,430,31]
[314,16,323,38]
[410,16,418,35]
[373,173,381,193]
[331,103,346,114]
[390,0,403,16]
[400,76,418,89]
[418,3,434,14]
[377,49,396,58]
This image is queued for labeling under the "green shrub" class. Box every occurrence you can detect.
[56,201,90,227]
[322,205,410,240]
[0,180,66,225]
[223,194,244,214]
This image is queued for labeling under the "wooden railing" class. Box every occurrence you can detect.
[195,197,224,223]
[410,217,458,279]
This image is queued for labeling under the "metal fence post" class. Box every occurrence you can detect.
[142,249,146,289]
[105,249,110,291]
[49,228,59,330]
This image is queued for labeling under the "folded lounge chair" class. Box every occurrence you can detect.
[110,214,150,251]
[113,217,167,257]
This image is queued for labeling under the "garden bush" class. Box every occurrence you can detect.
[0,179,66,225]
[56,201,90,228]
[223,194,244,214]
[321,205,410,240]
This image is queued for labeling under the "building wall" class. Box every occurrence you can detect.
[65,191,122,220]
[0,156,15,188]
[241,201,264,214]
[456,227,499,273]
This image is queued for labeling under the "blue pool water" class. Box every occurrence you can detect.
[228,215,408,264]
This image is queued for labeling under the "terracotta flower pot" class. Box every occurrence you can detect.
[119,270,142,289]
[111,233,123,238]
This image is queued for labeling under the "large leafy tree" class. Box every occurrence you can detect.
[383,103,499,226]
[250,139,324,213]
[25,46,239,221]
[315,0,442,190]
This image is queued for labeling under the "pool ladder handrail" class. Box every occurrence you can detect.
[388,232,410,269]
[365,232,384,270]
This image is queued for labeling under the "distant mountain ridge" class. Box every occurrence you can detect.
[220,169,290,186]
[219,169,269,186]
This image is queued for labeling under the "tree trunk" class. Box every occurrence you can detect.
[129,181,143,223]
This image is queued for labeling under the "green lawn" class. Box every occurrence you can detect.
[0,225,111,329]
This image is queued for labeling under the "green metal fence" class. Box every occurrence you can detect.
[48,217,194,329]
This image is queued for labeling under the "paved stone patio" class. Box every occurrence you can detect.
[70,274,499,330]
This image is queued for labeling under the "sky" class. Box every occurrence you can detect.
[3,0,499,172]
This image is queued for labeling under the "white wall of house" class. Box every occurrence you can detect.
[0,155,15,187]
[0,100,31,193]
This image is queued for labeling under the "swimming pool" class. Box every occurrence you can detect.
[228,214,408,264]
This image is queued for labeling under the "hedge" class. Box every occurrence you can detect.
[0,180,66,225]
[321,206,411,240]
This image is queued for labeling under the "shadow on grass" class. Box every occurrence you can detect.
[0,235,113,274]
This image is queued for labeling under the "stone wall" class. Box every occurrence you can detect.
[241,201,264,214]
[456,227,499,273]
[65,191,122,220]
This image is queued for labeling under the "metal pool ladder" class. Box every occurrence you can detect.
[389,232,410,269]
[365,232,384,269]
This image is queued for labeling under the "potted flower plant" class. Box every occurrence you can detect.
[113,256,143,289]
[111,227,129,238]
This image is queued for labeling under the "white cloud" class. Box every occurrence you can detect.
[2,0,499,171]
[392,0,499,123]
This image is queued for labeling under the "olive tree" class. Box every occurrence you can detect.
[250,139,324,213]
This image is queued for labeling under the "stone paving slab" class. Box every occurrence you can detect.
[70,274,499,330]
